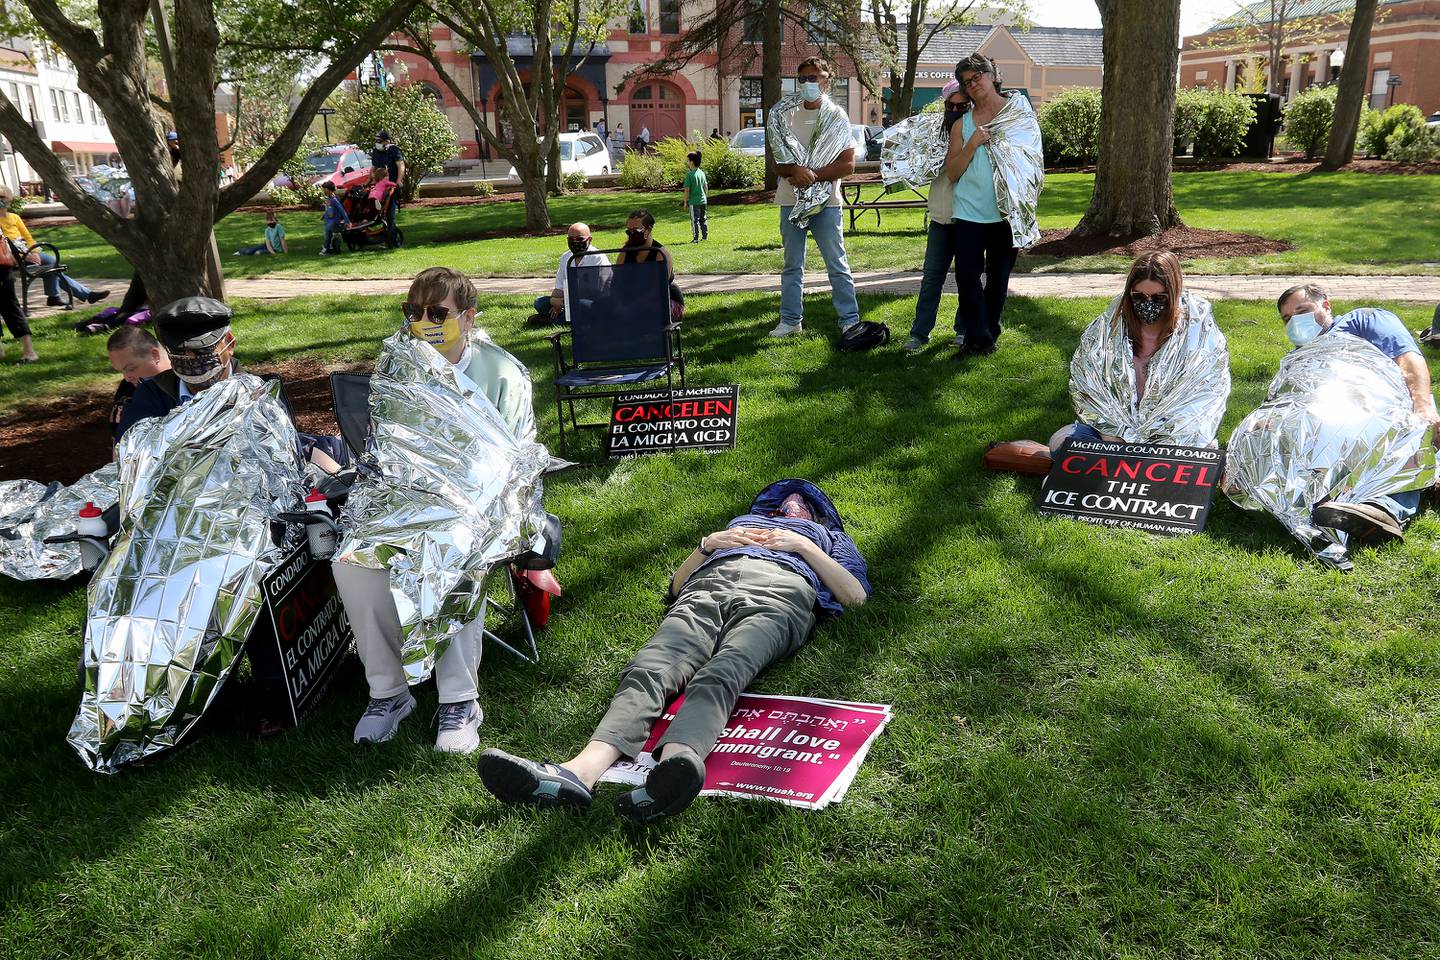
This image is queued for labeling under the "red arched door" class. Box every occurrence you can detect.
[627,80,685,143]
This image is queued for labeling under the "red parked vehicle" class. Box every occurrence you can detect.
[272,144,373,190]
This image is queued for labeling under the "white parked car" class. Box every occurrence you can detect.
[1428,112,1440,129]
[505,132,613,178]
[729,127,767,157]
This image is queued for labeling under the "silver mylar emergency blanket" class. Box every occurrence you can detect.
[0,463,119,580]
[68,375,305,773]
[766,92,854,227]
[1223,332,1435,557]
[880,95,1044,249]
[1070,292,1231,448]
[334,329,549,684]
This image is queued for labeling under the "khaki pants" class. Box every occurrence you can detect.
[591,556,817,759]
[331,562,482,704]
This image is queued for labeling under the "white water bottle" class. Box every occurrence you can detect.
[76,501,107,571]
[305,489,337,559]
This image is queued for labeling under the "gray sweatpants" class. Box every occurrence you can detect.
[591,556,817,759]
[331,562,482,704]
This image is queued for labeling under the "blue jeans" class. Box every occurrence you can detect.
[954,218,1018,349]
[322,224,343,252]
[534,294,559,319]
[1377,489,1421,525]
[778,205,859,329]
[34,251,90,299]
[236,243,269,256]
[909,220,960,341]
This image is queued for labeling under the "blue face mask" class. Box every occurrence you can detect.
[1285,310,1323,347]
[800,81,822,102]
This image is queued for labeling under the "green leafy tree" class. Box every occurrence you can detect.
[1281,84,1337,159]
[337,83,459,201]
[1321,0,1380,169]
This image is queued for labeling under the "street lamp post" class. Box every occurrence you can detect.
[1386,74,1402,108]
[317,106,336,144]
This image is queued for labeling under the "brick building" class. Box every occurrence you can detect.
[1179,0,1440,113]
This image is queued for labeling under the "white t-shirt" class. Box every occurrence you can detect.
[774,107,844,209]
[555,247,611,294]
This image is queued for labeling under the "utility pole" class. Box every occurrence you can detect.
[150,0,226,300]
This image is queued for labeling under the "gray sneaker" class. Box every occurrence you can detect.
[768,320,802,337]
[902,336,926,354]
[434,699,483,754]
[952,333,966,349]
[353,691,416,744]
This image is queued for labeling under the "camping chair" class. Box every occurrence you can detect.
[548,251,686,456]
[8,238,72,312]
[327,367,560,664]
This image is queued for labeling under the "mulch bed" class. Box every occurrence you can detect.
[0,358,367,485]
[1027,226,1293,261]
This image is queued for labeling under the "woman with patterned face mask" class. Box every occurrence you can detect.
[902,79,970,354]
[1049,250,1231,452]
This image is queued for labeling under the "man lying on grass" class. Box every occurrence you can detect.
[478,479,869,823]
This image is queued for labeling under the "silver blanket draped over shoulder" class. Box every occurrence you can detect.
[333,329,549,685]
[879,95,1044,248]
[766,92,854,227]
[0,463,119,581]
[1223,333,1435,557]
[1070,292,1231,448]
[68,375,305,773]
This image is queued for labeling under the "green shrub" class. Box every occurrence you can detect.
[1385,121,1440,164]
[560,170,588,193]
[336,83,459,201]
[617,150,669,189]
[621,135,763,190]
[708,148,764,188]
[1358,103,1427,159]
[1281,85,1338,159]
[473,178,495,198]
[1181,87,1256,159]
[1037,88,1102,166]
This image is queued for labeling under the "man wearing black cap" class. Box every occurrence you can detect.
[370,130,405,235]
[115,296,345,470]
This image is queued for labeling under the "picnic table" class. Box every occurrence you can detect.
[842,182,928,230]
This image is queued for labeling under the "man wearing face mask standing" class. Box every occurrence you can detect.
[532,222,610,324]
[370,130,406,237]
[1277,282,1437,541]
[768,57,860,338]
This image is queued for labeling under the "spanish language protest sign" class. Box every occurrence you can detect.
[599,693,892,810]
[605,385,739,458]
[253,543,353,726]
[1037,438,1223,536]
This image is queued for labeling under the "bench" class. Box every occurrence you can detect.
[843,182,928,230]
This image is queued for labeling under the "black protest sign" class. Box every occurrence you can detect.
[606,385,739,458]
[254,544,353,726]
[1037,438,1223,536]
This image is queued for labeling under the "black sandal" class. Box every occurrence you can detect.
[477,748,593,810]
[614,751,706,824]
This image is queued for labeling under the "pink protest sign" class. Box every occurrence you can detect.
[599,692,892,810]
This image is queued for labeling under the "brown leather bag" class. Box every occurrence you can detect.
[982,440,1054,476]
[0,238,17,268]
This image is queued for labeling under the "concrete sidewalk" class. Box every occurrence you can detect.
[26,270,1440,322]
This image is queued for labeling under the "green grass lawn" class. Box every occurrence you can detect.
[26,169,1440,284]
[3,292,1440,958]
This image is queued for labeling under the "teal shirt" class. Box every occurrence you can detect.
[265,222,286,250]
[684,166,708,206]
[952,112,1002,224]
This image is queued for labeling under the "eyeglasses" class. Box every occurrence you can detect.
[1129,292,1170,307]
[961,74,986,88]
[403,303,453,323]
[797,74,822,83]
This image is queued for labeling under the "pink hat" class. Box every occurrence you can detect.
[941,79,962,100]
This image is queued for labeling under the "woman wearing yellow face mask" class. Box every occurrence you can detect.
[403,266,477,368]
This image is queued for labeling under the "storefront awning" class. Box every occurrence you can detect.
[52,140,117,154]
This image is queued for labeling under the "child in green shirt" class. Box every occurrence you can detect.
[682,151,708,242]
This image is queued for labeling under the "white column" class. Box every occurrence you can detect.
[1224,59,1238,90]
[1314,48,1332,86]
[1289,54,1305,99]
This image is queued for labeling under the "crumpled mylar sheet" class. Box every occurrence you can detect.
[67,375,304,774]
[1070,292,1231,448]
[0,463,119,581]
[1223,332,1435,560]
[767,92,855,227]
[880,113,949,195]
[334,329,549,685]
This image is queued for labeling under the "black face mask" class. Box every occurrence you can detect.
[943,106,967,129]
[568,238,589,255]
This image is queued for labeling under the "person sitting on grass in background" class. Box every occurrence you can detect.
[478,479,870,824]
[106,325,169,446]
[682,151,708,243]
[615,209,685,322]
[320,181,350,256]
[531,222,610,325]
[0,183,109,307]
[236,211,287,257]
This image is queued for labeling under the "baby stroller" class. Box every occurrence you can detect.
[341,181,404,250]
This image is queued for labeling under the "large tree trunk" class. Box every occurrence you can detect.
[1320,0,1379,171]
[1074,0,1184,237]
[760,0,782,192]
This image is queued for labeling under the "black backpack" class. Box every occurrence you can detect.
[837,320,891,352]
